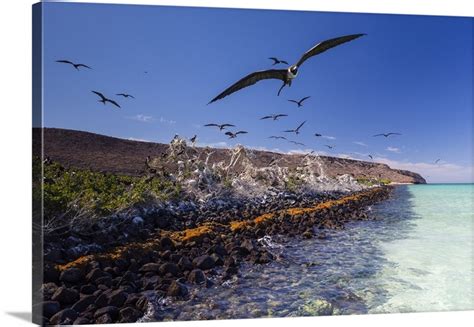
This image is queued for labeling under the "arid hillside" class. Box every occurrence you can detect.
[33,128,426,184]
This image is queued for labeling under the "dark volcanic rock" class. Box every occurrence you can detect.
[39,301,61,318]
[72,294,96,312]
[49,308,78,325]
[193,255,215,270]
[94,306,119,320]
[178,256,193,271]
[167,281,188,297]
[86,268,108,282]
[119,306,143,323]
[107,289,128,307]
[51,287,79,304]
[159,262,180,276]
[188,269,206,284]
[59,267,83,283]
[139,263,161,273]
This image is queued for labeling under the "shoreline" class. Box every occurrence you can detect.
[39,186,393,325]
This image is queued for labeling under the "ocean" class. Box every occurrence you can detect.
[144,184,474,320]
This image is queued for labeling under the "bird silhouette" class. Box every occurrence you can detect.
[91,91,121,108]
[190,135,197,144]
[314,133,322,137]
[268,57,289,66]
[289,140,306,146]
[435,159,441,164]
[260,114,288,120]
[56,59,92,70]
[225,131,248,139]
[373,132,401,138]
[368,154,373,159]
[325,145,335,149]
[269,136,287,140]
[284,121,306,135]
[209,33,365,103]
[204,123,235,130]
[288,96,311,107]
[116,93,135,99]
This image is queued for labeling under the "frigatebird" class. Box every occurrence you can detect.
[435,159,441,164]
[204,123,235,130]
[325,145,335,149]
[225,131,248,139]
[260,114,288,121]
[190,135,197,144]
[269,57,289,66]
[373,132,401,138]
[368,155,373,159]
[92,91,121,108]
[289,140,306,146]
[56,59,92,70]
[209,33,365,103]
[116,93,135,99]
[288,96,311,107]
[269,136,287,140]
[284,121,306,135]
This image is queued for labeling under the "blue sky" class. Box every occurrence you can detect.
[41,3,473,182]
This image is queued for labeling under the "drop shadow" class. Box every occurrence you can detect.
[5,311,31,323]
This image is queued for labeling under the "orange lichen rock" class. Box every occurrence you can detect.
[56,188,384,271]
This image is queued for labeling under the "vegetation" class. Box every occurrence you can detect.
[356,177,391,186]
[34,158,182,224]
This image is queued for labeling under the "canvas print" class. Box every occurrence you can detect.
[32,2,473,325]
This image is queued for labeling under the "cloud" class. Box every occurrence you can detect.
[386,146,401,153]
[128,114,154,123]
[353,141,368,147]
[322,135,336,140]
[374,157,473,183]
[127,137,152,142]
[197,141,229,148]
[159,117,176,125]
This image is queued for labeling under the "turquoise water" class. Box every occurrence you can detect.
[369,184,474,313]
[146,185,474,320]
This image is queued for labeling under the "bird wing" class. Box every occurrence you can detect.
[296,33,366,67]
[204,123,219,127]
[221,124,235,128]
[283,129,295,133]
[373,134,384,137]
[275,114,288,118]
[56,60,74,65]
[224,131,233,136]
[76,64,92,69]
[92,91,106,100]
[208,69,287,104]
[236,131,248,135]
[129,95,135,99]
[300,96,311,103]
[116,93,126,97]
[388,133,401,136]
[107,99,121,108]
[268,57,278,63]
[280,60,289,65]
[288,100,299,104]
[314,133,322,137]
[296,121,306,131]
[260,115,273,120]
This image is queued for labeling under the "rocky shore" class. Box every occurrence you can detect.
[37,186,392,325]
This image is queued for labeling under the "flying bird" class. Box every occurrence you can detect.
[325,145,335,149]
[284,121,306,135]
[314,133,322,137]
[190,135,197,144]
[204,123,235,130]
[435,158,441,164]
[208,33,365,103]
[268,57,289,66]
[269,136,287,140]
[289,140,306,146]
[225,131,248,139]
[368,154,373,159]
[260,114,288,121]
[288,96,311,107]
[373,132,401,138]
[116,93,135,99]
[56,59,92,70]
[91,91,121,108]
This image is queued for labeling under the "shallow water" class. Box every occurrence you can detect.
[145,184,474,321]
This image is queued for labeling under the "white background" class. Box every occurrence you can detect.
[0,0,472,326]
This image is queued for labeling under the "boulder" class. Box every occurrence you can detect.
[187,269,206,284]
[51,287,79,305]
[49,308,78,325]
[193,255,215,270]
[59,267,84,283]
[167,281,188,297]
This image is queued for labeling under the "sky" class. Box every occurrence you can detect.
[39,2,473,183]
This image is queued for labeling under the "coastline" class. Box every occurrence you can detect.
[40,186,393,325]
